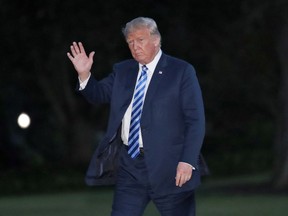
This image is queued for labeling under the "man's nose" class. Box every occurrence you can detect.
[132,41,140,50]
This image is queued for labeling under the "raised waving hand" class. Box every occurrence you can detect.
[67,42,95,81]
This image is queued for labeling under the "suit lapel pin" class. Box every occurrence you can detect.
[159,71,163,74]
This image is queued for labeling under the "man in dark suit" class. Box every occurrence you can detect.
[67,17,205,216]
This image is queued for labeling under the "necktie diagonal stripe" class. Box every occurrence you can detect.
[128,65,148,158]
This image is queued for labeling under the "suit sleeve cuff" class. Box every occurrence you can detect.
[181,161,196,170]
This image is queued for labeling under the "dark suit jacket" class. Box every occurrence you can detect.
[81,53,206,195]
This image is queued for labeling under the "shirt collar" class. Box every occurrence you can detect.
[139,49,162,73]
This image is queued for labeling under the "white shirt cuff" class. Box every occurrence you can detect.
[78,73,91,90]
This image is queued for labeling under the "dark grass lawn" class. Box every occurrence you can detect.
[1,174,287,216]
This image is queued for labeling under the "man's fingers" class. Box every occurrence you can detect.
[69,42,92,60]
[70,44,77,57]
[78,42,87,55]
[179,177,184,187]
[73,41,80,54]
[175,174,186,187]
[175,173,192,187]
[67,52,74,61]
[175,174,180,186]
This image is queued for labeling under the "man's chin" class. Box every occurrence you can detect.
[134,58,146,65]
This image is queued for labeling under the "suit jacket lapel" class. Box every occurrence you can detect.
[120,54,168,116]
[121,62,139,109]
[143,53,168,106]
[125,62,139,89]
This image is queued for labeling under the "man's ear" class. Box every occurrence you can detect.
[153,36,161,47]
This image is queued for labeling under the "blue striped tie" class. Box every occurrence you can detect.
[128,65,148,158]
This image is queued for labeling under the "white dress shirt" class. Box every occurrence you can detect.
[78,50,162,147]
[121,50,162,147]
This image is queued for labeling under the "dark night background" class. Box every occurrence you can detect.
[1,0,288,196]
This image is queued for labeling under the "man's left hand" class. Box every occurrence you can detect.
[175,162,193,187]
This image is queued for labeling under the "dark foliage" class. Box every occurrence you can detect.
[0,0,286,187]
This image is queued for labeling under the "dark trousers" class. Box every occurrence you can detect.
[111,147,196,216]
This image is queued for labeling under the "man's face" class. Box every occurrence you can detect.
[126,27,160,65]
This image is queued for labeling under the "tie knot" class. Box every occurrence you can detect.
[142,65,148,72]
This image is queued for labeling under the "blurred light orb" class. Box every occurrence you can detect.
[17,113,31,129]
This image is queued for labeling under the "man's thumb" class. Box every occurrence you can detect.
[89,51,95,60]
